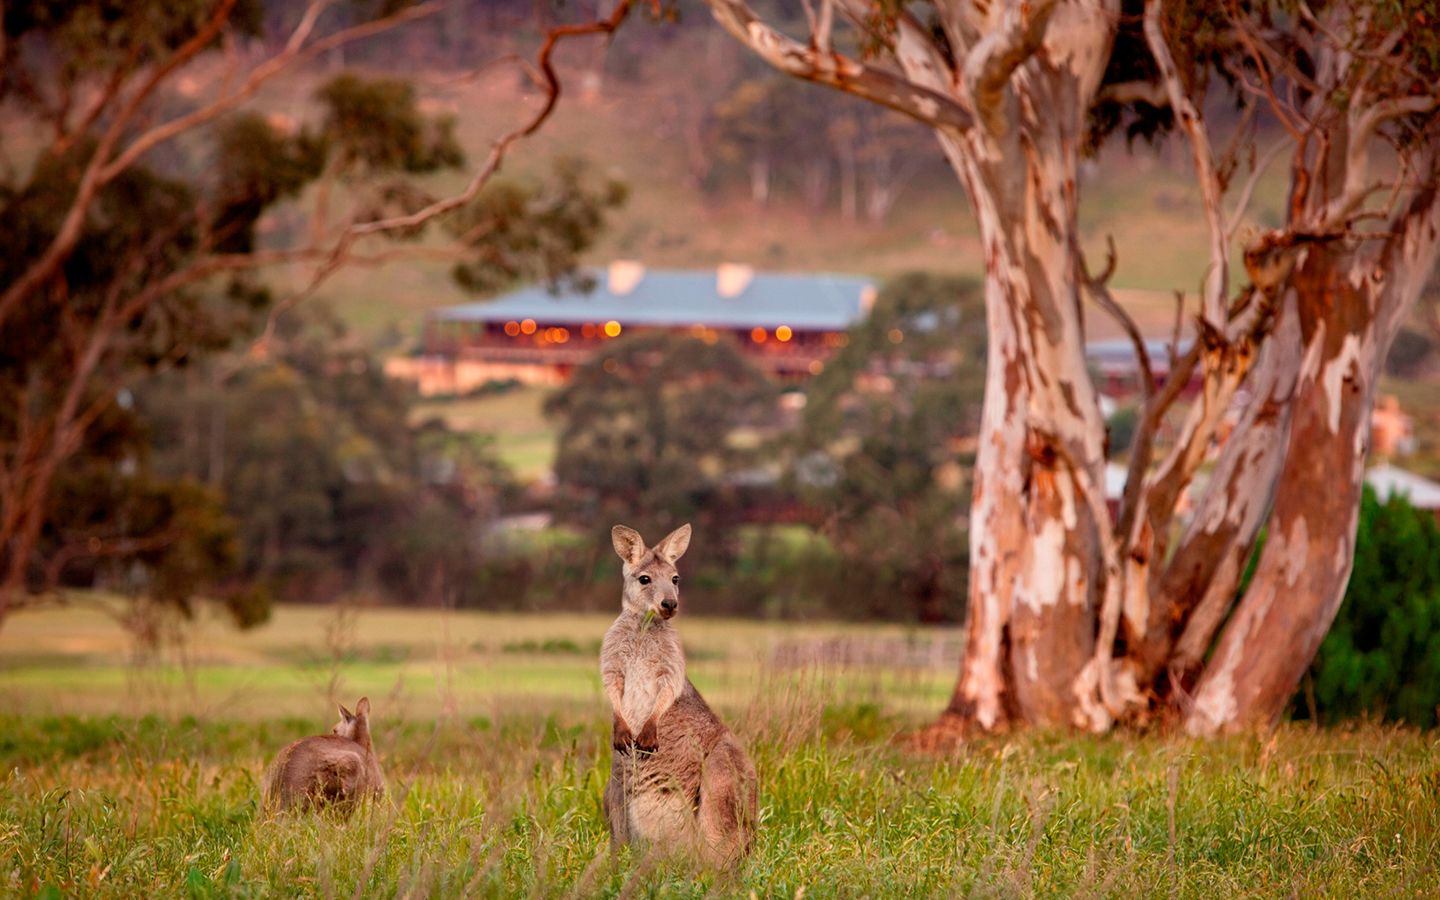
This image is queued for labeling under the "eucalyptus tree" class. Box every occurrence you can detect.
[693,0,1440,736]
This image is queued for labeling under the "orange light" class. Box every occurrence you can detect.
[750,327,768,343]
[504,321,520,337]
[553,327,569,343]
[776,325,793,342]
[581,323,597,338]
[888,328,904,344]
[520,319,537,335]
[808,360,824,375]
[603,320,622,338]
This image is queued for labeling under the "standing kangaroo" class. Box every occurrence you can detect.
[601,524,758,867]
[262,697,386,814]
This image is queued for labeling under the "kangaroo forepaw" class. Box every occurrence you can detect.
[634,719,659,754]
[612,716,634,752]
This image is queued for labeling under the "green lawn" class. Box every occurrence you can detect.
[1,604,1438,896]
[412,387,558,482]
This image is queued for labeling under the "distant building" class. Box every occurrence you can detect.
[1366,463,1440,523]
[1086,337,1198,399]
[390,262,876,391]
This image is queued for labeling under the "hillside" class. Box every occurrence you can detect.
[252,46,1290,344]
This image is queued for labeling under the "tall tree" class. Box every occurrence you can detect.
[0,0,641,629]
[798,273,986,622]
[694,0,1440,736]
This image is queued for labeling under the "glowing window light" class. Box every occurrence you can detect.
[553,327,569,343]
[750,327,768,343]
[888,328,904,344]
[581,323,597,338]
[603,320,622,338]
[503,321,520,337]
[775,325,793,342]
[520,319,537,335]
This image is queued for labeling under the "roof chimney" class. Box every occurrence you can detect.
[608,259,645,296]
[716,263,754,299]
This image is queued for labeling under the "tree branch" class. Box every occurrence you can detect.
[962,0,1059,136]
[700,0,974,132]
[1144,0,1227,329]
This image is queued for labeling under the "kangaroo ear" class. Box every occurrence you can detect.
[654,523,691,563]
[355,697,371,718]
[338,703,354,722]
[611,525,645,566]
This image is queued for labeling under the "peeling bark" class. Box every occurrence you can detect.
[1188,179,1440,734]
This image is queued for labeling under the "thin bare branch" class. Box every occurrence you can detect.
[255,0,645,347]
[0,0,240,330]
[1080,235,1155,403]
[99,1,447,183]
[1226,137,1288,241]
[1144,0,1227,328]
[1319,95,1438,231]
[700,0,974,132]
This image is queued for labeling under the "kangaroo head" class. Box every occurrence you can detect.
[333,696,372,746]
[611,523,691,620]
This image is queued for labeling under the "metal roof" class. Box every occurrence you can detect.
[1366,463,1440,510]
[432,269,873,331]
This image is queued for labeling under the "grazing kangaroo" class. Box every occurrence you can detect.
[601,524,758,868]
[263,697,386,814]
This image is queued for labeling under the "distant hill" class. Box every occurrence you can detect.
[247,4,1292,344]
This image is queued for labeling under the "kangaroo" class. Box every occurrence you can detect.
[601,523,758,868]
[262,697,386,814]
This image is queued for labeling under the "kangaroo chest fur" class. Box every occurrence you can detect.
[602,615,685,733]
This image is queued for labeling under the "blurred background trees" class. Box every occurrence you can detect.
[0,0,624,637]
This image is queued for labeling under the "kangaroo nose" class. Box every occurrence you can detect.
[660,598,677,612]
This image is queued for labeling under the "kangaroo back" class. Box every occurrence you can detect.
[263,697,385,814]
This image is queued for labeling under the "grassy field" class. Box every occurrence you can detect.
[2,605,1438,897]
[412,388,558,482]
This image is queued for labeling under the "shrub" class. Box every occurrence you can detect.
[1297,486,1440,727]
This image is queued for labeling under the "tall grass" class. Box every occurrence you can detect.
[1,606,1437,896]
[3,707,1438,896]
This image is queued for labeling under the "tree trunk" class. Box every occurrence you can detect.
[932,4,1116,730]
[838,146,857,223]
[1188,181,1440,733]
[748,156,770,205]
[1135,294,1301,688]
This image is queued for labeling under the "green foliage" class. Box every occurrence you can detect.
[798,273,985,621]
[1,0,263,104]
[138,307,515,607]
[211,112,327,253]
[447,157,628,295]
[1,0,611,631]
[316,73,464,174]
[1297,486,1440,728]
[545,331,777,568]
[1106,405,1140,459]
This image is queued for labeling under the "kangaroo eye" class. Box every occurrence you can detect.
[672,576,680,585]
[637,575,651,585]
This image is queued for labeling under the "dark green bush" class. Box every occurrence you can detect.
[1297,486,1440,727]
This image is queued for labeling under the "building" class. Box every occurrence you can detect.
[392,262,876,391]
[1366,463,1440,524]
